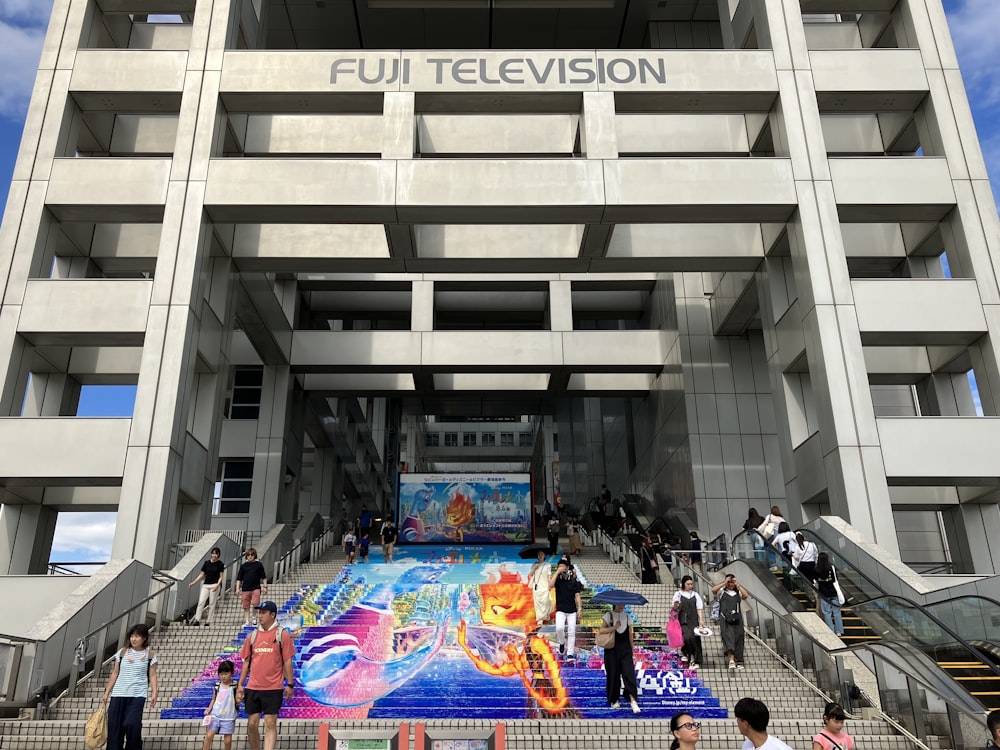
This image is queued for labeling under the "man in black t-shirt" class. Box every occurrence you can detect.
[358,506,373,541]
[235,547,268,627]
[381,520,398,563]
[188,547,226,626]
[549,555,583,659]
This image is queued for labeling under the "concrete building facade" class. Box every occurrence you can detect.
[1,0,999,577]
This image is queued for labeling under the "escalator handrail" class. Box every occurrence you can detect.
[676,554,989,729]
[734,526,1000,611]
[797,527,1000,610]
[733,526,890,604]
[731,531,1000,681]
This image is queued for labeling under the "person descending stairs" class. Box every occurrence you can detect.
[0,540,929,750]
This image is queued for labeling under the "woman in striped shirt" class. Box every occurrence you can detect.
[101,623,159,750]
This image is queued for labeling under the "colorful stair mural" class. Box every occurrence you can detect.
[161,546,727,721]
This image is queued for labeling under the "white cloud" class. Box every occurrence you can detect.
[50,512,117,562]
[944,0,1000,107]
[0,0,54,27]
[0,20,46,120]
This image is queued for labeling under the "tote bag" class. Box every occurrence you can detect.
[666,612,684,649]
[84,706,108,749]
[757,514,775,538]
[832,567,847,606]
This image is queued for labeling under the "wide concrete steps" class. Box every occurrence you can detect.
[24,544,930,749]
[0,717,924,750]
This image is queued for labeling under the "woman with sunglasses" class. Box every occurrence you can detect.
[670,712,702,750]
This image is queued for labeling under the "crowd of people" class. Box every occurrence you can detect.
[666,699,856,750]
[105,497,990,750]
[97,542,301,750]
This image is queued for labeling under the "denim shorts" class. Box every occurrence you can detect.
[206,716,236,735]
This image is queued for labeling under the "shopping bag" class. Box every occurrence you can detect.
[666,614,684,649]
[832,567,847,606]
[84,705,108,749]
[595,628,615,649]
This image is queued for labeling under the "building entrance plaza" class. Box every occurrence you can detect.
[0,0,999,673]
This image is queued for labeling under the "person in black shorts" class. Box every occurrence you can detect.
[381,519,397,563]
[237,601,295,750]
[357,506,373,542]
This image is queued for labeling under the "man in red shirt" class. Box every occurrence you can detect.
[237,601,295,750]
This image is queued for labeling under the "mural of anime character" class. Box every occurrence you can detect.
[457,565,580,718]
[444,484,475,542]
[299,565,450,710]
[399,487,436,543]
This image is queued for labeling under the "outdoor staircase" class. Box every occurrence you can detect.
[0,542,928,749]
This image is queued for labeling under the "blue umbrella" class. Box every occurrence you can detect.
[589,589,648,606]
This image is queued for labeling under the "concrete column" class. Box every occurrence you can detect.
[579,92,617,159]
[248,366,294,531]
[112,2,233,566]
[0,504,58,575]
[383,92,415,159]
[21,373,81,416]
[412,280,434,331]
[942,504,1000,575]
[548,280,573,332]
[753,0,897,554]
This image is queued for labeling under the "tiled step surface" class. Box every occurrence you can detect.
[9,542,928,749]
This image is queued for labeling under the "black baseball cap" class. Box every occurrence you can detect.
[254,601,278,613]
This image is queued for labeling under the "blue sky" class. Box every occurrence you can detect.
[0,1,998,564]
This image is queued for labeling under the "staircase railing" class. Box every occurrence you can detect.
[66,569,179,699]
[266,521,340,584]
[674,556,988,749]
[734,527,1000,649]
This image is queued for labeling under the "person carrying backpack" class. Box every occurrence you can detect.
[237,601,295,750]
[202,660,238,750]
[101,623,158,750]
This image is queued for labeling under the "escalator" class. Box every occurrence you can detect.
[936,651,1000,711]
[733,527,1000,711]
[739,534,881,644]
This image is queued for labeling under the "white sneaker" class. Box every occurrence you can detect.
[737,664,745,671]
[688,662,699,670]
[609,702,619,709]
[728,660,736,670]
[630,701,641,714]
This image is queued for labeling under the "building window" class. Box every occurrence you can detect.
[463,432,477,447]
[482,433,496,446]
[500,432,514,447]
[445,432,458,447]
[425,433,440,447]
[519,432,533,447]
[229,367,263,419]
[214,459,253,514]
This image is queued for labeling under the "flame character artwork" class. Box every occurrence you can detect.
[445,486,475,542]
[458,566,580,718]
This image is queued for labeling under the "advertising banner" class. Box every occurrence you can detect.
[397,473,533,544]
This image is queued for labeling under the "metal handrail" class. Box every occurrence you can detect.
[273,522,336,583]
[734,526,891,603]
[47,562,107,575]
[744,628,934,750]
[65,570,179,698]
[675,558,981,750]
[736,533,1000,676]
[734,526,1000,624]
